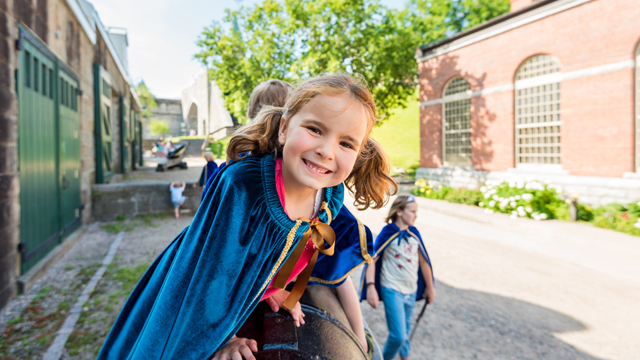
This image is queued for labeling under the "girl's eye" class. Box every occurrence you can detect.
[340,142,354,150]
[307,127,321,135]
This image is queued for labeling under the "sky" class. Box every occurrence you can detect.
[89,0,403,99]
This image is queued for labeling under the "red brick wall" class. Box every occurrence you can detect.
[510,0,534,12]
[418,0,640,177]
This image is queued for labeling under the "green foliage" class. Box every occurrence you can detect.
[412,179,482,206]
[591,202,640,237]
[135,81,157,119]
[478,181,568,220]
[195,0,509,124]
[148,119,170,137]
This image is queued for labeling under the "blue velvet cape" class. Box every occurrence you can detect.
[310,206,374,287]
[202,161,375,288]
[98,154,344,360]
[359,223,433,302]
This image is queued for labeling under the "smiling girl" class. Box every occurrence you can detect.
[98,74,396,360]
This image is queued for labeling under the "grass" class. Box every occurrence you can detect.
[64,262,150,358]
[371,89,420,175]
[171,135,207,141]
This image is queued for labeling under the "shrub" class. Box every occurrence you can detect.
[412,179,483,206]
[591,202,640,237]
[478,180,569,220]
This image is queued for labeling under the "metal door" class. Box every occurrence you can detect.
[94,64,113,183]
[58,67,82,235]
[120,96,131,173]
[17,29,60,272]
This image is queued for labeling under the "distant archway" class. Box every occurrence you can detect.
[186,102,198,135]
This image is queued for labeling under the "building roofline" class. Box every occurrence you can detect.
[418,0,558,56]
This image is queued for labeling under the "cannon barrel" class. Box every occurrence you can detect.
[236,285,382,360]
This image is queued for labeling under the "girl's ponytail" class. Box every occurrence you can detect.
[345,137,398,210]
[226,106,284,161]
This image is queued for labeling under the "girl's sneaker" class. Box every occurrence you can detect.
[175,213,179,219]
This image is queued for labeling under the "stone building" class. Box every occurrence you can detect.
[416,0,640,205]
[0,0,142,309]
[181,69,235,140]
[145,98,185,139]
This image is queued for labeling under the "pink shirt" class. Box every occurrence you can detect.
[260,158,316,301]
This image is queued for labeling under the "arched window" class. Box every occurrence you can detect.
[442,77,472,166]
[515,54,561,166]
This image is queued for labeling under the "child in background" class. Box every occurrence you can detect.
[247,79,294,120]
[197,152,218,188]
[98,74,396,360]
[169,182,186,219]
[361,195,435,360]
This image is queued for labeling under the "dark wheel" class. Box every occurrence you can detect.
[156,164,165,172]
[180,162,188,170]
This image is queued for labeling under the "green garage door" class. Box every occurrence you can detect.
[94,65,113,183]
[58,67,82,234]
[120,96,131,173]
[18,34,58,272]
[18,26,83,273]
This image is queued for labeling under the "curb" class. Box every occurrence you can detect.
[43,231,125,360]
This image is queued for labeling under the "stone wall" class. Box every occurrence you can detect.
[416,167,640,206]
[145,98,184,139]
[92,182,202,220]
[0,0,21,310]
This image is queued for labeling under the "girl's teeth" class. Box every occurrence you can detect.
[306,160,328,174]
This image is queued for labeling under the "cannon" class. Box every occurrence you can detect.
[156,143,188,171]
[236,285,382,360]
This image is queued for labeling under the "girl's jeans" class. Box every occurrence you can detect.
[380,286,416,360]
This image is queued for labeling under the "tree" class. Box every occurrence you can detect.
[149,119,171,137]
[135,81,158,119]
[195,0,509,124]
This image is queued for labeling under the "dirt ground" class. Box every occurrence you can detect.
[1,194,638,359]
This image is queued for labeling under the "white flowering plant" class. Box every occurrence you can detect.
[478,180,568,220]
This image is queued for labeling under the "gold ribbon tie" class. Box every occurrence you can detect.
[273,218,335,311]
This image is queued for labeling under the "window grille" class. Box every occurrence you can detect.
[515,55,561,165]
[443,77,471,166]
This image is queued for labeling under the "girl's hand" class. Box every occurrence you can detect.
[212,336,257,360]
[366,285,379,309]
[423,286,436,304]
[264,290,305,327]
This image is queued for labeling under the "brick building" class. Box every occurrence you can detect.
[0,0,142,309]
[416,0,640,205]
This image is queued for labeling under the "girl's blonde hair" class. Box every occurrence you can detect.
[247,79,294,120]
[385,194,416,223]
[228,73,397,210]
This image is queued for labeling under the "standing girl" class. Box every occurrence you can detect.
[361,195,435,360]
[98,74,396,360]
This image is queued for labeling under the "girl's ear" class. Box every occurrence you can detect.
[278,116,287,145]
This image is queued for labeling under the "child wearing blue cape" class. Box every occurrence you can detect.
[98,74,396,360]
[360,194,435,360]
[202,78,378,354]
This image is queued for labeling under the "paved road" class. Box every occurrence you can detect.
[345,196,640,360]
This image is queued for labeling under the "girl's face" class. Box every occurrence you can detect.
[278,93,368,191]
[397,201,418,227]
